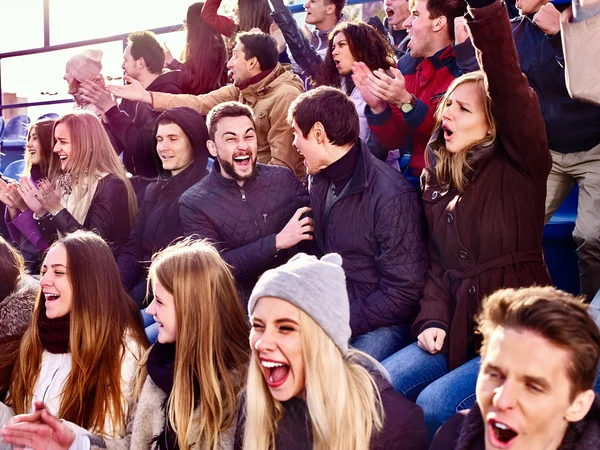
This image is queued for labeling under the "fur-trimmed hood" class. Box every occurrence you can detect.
[0,274,39,344]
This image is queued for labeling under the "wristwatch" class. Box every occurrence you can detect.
[401,95,417,113]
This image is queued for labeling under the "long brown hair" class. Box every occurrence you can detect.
[48,111,137,227]
[237,0,272,33]
[181,2,227,94]
[23,119,56,179]
[7,231,149,436]
[147,239,250,450]
[426,71,497,193]
[0,235,24,303]
[314,21,396,90]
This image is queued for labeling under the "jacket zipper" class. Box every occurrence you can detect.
[241,189,261,238]
[42,365,62,404]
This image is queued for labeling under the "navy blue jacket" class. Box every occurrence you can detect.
[511,15,600,153]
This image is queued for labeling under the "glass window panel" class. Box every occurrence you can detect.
[0,0,44,53]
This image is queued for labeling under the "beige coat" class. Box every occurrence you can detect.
[83,377,236,450]
[152,63,306,179]
[561,9,600,105]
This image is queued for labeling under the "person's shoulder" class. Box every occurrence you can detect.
[429,410,470,450]
[270,66,304,94]
[367,150,416,196]
[180,174,214,202]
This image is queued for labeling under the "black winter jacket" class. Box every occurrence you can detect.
[35,174,132,258]
[104,71,182,177]
[117,164,208,306]
[309,141,428,337]
[179,163,310,303]
[511,15,600,153]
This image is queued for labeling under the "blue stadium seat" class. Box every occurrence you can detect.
[37,112,59,120]
[0,117,5,140]
[2,159,26,181]
[0,114,30,172]
[543,185,580,296]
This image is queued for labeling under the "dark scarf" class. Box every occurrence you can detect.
[147,343,178,450]
[38,309,71,354]
[237,67,275,91]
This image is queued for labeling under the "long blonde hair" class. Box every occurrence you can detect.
[48,111,137,226]
[244,308,384,450]
[147,239,250,450]
[7,231,149,436]
[426,71,497,193]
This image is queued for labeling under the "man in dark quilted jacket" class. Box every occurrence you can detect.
[179,102,312,305]
[288,86,428,361]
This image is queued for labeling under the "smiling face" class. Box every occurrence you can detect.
[385,0,410,28]
[146,279,177,344]
[440,81,490,154]
[26,126,42,166]
[250,296,305,402]
[207,115,258,184]
[53,122,73,172]
[331,32,355,76]
[226,42,255,87]
[477,327,586,450]
[40,244,73,319]
[121,44,142,79]
[156,122,195,176]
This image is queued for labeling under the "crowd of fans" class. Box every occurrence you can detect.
[0,0,599,447]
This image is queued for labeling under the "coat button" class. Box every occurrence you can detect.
[468,285,476,296]
[446,213,454,224]
[459,250,469,260]
[431,191,439,200]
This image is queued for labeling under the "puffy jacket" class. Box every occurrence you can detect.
[366,42,478,173]
[35,174,133,259]
[0,275,38,345]
[151,64,306,179]
[309,141,428,337]
[511,14,600,153]
[117,163,208,306]
[179,163,310,303]
[104,70,182,177]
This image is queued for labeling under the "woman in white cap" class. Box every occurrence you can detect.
[241,253,428,450]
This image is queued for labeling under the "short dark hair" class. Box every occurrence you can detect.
[237,32,279,72]
[414,0,467,40]
[128,30,165,75]
[288,86,359,147]
[329,0,347,19]
[206,101,256,140]
[477,286,600,400]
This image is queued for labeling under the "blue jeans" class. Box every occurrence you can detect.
[382,342,479,438]
[141,308,158,344]
[417,356,480,438]
[350,324,413,362]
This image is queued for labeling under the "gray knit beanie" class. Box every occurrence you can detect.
[248,253,351,355]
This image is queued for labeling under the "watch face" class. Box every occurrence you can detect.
[401,103,413,113]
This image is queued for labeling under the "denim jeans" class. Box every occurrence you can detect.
[382,342,479,438]
[140,308,158,344]
[350,324,413,362]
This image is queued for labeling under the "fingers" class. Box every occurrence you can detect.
[389,67,404,80]
[12,409,44,424]
[40,409,65,431]
[293,206,312,219]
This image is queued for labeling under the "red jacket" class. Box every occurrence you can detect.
[366,42,477,173]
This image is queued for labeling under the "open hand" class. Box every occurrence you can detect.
[36,179,63,215]
[352,62,387,114]
[0,178,16,208]
[454,16,470,45]
[79,79,117,113]
[163,43,174,66]
[367,67,413,109]
[18,177,45,216]
[107,75,152,104]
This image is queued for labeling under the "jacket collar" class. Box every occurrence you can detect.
[210,160,263,190]
[240,63,286,97]
[312,140,370,197]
